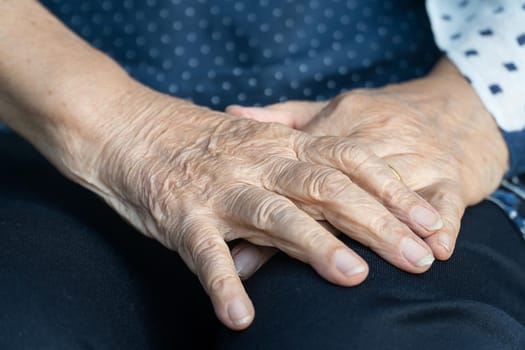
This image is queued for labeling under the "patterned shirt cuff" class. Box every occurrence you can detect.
[503,129,525,177]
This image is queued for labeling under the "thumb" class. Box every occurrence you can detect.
[417,182,466,261]
[226,101,326,129]
[382,159,466,261]
[231,243,277,280]
[231,221,340,280]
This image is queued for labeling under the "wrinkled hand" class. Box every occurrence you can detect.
[72,85,442,330]
[228,58,509,279]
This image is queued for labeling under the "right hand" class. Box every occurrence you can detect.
[63,84,443,330]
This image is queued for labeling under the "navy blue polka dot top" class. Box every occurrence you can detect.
[40,0,441,111]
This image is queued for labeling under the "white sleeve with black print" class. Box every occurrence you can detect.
[426,0,525,176]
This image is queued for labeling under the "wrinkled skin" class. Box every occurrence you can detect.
[227,58,509,279]
[67,84,444,330]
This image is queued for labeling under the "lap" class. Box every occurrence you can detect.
[0,134,216,349]
[1,133,525,349]
[217,203,525,349]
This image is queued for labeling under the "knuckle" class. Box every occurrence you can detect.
[340,143,375,174]
[379,180,411,205]
[368,212,396,240]
[318,138,375,175]
[253,195,294,229]
[207,273,239,296]
[308,169,351,201]
[446,216,461,236]
[220,184,250,216]
[301,229,330,253]
[190,233,224,264]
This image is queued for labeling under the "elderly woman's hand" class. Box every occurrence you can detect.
[49,80,444,330]
[227,58,509,278]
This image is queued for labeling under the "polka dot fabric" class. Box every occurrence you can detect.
[427,0,525,132]
[39,0,441,111]
[427,0,525,177]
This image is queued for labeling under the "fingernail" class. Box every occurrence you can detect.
[228,299,252,327]
[233,247,260,278]
[401,238,435,267]
[411,206,443,231]
[334,250,366,276]
[438,233,451,252]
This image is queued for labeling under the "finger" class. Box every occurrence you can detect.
[419,182,466,261]
[219,184,369,286]
[231,241,278,280]
[295,136,444,237]
[230,220,341,280]
[177,220,254,330]
[263,159,435,273]
[226,105,296,127]
[226,101,326,129]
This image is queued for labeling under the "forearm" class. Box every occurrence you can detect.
[0,0,163,178]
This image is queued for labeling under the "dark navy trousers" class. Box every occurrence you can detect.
[1,133,525,349]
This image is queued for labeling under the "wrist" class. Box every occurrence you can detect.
[431,58,509,176]
[382,57,509,198]
[428,58,509,192]
[44,76,166,188]
[60,80,218,197]
[9,60,141,179]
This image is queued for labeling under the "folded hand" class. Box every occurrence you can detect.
[228,58,508,278]
[71,85,441,329]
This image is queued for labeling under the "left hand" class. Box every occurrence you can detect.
[227,58,509,279]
